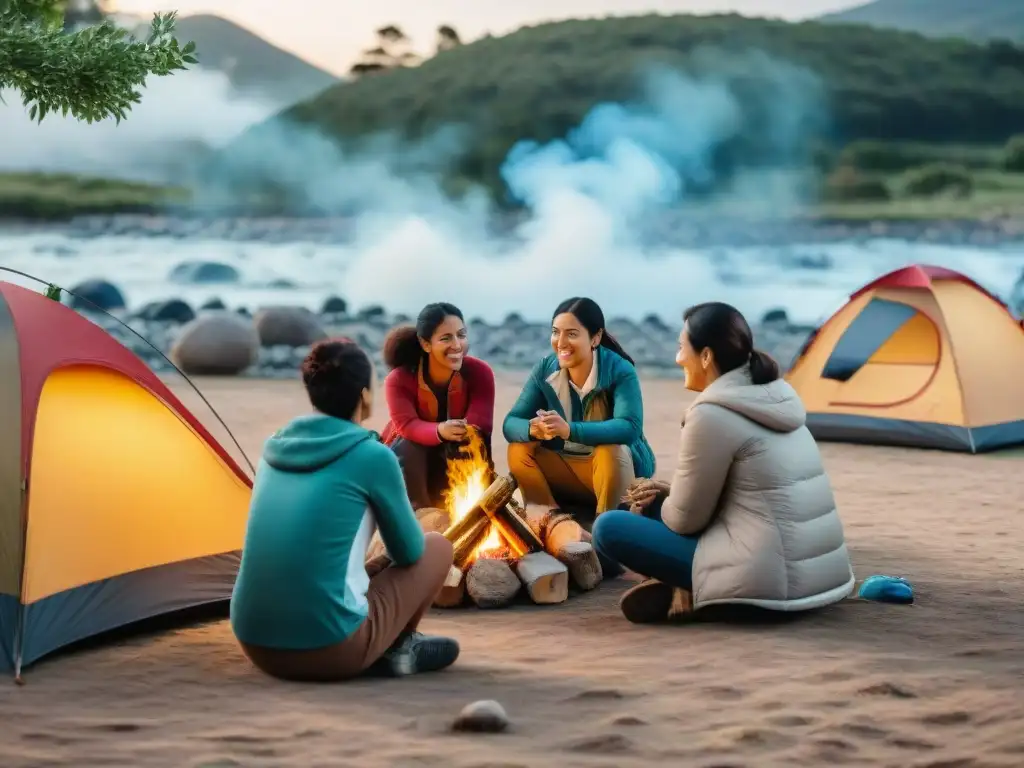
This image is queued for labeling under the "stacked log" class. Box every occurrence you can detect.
[428,475,605,609]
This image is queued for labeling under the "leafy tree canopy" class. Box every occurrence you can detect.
[0,0,196,123]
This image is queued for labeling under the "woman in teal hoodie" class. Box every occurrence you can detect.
[504,297,655,521]
[230,338,459,682]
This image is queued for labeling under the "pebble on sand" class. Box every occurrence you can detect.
[451,700,510,733]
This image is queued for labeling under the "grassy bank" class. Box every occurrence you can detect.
[0,173,191,221]
[3,158,1024,224]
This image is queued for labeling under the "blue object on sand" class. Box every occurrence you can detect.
[858,575,914,604]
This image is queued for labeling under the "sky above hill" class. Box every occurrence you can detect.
[114,0,863,75]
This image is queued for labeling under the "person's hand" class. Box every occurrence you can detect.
[622,478,669,511]
[537,409,570,440]
[528,417,550,440]
[438,419,468,442]
[364,553,392,577]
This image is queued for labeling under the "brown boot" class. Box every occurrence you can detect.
[619,579,675,623]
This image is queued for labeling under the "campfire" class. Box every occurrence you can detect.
[435,429,603,609]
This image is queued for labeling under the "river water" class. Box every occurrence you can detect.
[1,226,1022,324]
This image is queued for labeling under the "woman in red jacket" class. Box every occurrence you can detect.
[381,302,496,510]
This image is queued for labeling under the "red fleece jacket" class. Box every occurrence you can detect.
[380,356,495,447]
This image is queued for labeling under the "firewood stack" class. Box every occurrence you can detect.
[436,474,604,610]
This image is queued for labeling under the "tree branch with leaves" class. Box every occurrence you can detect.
[0,0,197,123]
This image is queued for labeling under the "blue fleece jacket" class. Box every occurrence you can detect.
[230,414,424,650]
[502,345,656,478]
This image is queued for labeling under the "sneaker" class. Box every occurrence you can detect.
[377,631,460,677]
[618,579,676,624]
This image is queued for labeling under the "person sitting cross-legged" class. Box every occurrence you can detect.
[230,338,460,681]
[592,302,855,624]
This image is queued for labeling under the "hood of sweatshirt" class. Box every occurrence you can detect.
[262,413,376,472]
[691,365,806,433]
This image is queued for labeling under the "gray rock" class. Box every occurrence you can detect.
[69,279,126,312]
[254,306,328,348]
[168,261,241,284]
[760,308,789,326]
[320,295,348,314]
[136,298,195,324]
[356,305,387,321]
[267,278,297,289]
[170,312,260,376]
[641,313,670,332]
[452,700,510,733]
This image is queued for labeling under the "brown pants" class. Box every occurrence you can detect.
[239,532,454,682]
[507,442,635,517]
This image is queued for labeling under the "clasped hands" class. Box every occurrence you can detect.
[621,477,671,513]
[528,409,571,441]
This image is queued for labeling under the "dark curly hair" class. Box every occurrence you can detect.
[300,337,373,419]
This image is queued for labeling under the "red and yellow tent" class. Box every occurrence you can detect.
[0,281,252,676]
[786,264,1024,452]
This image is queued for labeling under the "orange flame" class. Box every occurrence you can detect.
[443,428,501,559]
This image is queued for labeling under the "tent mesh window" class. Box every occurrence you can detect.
[821,298,919,382]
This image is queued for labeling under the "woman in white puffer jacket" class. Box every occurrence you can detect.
[591,301,855,623]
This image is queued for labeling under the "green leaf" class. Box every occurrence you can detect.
[0,3,190,123]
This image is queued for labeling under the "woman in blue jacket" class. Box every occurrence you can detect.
[503,297,655,520]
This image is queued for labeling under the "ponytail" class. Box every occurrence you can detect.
[748,348,780,385]
[599,330,635,367]
[382,324,423,372]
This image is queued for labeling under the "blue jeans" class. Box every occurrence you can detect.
[591,497,699,590]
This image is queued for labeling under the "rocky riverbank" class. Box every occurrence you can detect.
[9,210,1024,249]
[64,283,815,380]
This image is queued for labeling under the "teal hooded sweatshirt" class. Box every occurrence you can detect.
[230,414,424,650]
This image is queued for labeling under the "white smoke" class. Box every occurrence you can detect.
[0,67,279,183]
[1,48,840,322]
[264,52,829,321]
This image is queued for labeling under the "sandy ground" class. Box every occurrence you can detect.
[2,372,1024,768]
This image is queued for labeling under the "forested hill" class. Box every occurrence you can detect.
[216,13,1024,196]
[820,0,1024,41]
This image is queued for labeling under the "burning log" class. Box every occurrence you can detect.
[443,474,518,543]
[489,501,544,558]
[434,565,466,608]
[514,551,569,604]
[440,476,598,609]
[543,511,603,591]
[451,514,492,570]
[466,556,522,608]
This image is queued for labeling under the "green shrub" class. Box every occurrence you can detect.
[0,172,189,220]
[837,141,923,172]
[898,163,973,198]
[821,165,891,202]
[1003,135,1024,172]
[838,140,1001,173]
